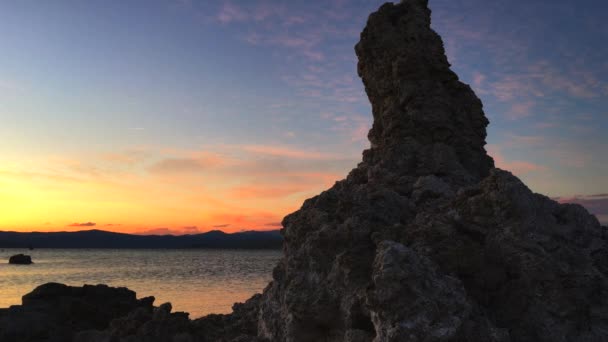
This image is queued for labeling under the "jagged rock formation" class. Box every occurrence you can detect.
[1,1,606,341]
[256,1,608,341]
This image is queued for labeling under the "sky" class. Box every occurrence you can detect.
[0,0,606,234]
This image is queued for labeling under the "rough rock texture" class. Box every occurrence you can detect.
[8,254,33,265]
[0,283,152,341]
[256,1,608,341]
[2,1,607,341]
[0,283,266,342]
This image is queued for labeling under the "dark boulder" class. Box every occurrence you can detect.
[0,282,264,342]
[8,254,32,265]
[0,283,153,342]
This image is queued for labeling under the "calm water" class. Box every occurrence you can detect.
[0,248,281,318]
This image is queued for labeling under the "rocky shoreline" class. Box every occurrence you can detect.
[0,283,264,342]
[2,0,607,341]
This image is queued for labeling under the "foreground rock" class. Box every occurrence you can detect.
[0,283,153,341]
[0,283,264,342]
[2,1,607,341]
[8,254,32,265]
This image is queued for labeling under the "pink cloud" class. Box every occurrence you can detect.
[491,61,603,103]
[241,145,336,160]
[148,152,224,174]
[487,145,546,175]
[301,49,324,61]
[472,71,486,90]
[229,184,309,199]
[217,2,247,24]
[206,211,283,231]
[283,16,307,26]
[506,101,534,120]
[242,30,324,61]
[321,112,370,142]
[489,75,545,102]
[528,62,602,99]
[535,122,558,129]
[505,134,545,147]
[252,3,282,22]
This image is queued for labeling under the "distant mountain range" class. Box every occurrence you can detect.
[0,229,283,249]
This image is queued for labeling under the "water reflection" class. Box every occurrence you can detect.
[0,249,280,318]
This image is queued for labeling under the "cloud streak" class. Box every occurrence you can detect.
[487,145,546,175]
[68,222,96,227]
[241,145,337,160]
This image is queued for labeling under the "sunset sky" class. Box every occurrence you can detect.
[1,0,606,234]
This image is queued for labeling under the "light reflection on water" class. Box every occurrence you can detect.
[0,248,281,318]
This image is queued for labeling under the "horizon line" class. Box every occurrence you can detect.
[0,228,282,237]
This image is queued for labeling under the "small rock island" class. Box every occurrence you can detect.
[8,254,33,265]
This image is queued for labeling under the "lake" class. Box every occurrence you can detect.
[0,248,281,318]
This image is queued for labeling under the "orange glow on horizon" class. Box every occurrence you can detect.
[0,144,355,235]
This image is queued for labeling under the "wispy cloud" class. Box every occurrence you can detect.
[241,145,337,160]
[216,1,248,24]
[137,227,175,235]
[506,101,535,120]
[135,226,201,235]
[149,158,208,174]
[547,148,590,169]
[148,152,224,174]
[529,61,602,99]
[68,222,96,227]
[229,184,310,199]
[321,112,370,142]
[182,226,200,233]
[216,1,287,24]
[503,134,546,147]
[472,71,486,90]
[487,145,546,175]
[102,149,148,165]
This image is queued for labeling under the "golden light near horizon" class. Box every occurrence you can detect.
[0,145,349,234]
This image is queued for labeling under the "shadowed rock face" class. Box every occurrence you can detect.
[0,283,153,341]
[2,1,606,342]
[356,0,494,185]
[256,1,608,341]
[0,283,264,342]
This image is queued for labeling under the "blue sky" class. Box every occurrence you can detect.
[0,0,606,232]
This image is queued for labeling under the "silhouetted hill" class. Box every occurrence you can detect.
[0,229,282,249]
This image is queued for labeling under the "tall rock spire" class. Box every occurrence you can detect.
[355,1,493,184]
